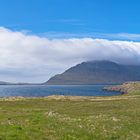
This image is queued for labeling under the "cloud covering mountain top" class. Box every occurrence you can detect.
[0,27,140,82]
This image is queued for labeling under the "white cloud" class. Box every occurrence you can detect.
[43,32,140,41]
[0,27,140,82]
[96,33,140,41]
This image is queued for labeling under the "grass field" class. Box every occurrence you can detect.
[0,93,140,140]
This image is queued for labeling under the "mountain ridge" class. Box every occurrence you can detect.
[46,60,140,85]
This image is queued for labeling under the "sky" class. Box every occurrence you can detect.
[0,0,140,82]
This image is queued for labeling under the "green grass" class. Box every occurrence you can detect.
[128,90,140,95]
[0,95,140,140]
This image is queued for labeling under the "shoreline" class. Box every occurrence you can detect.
[0,94,139,102]
[0,82,140,101]
[104,81,140,94]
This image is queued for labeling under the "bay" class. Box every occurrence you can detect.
[0,85,121,97]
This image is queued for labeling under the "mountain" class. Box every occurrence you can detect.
[0,81,12,85]
[46,60,140,85]
[0,81,42,85]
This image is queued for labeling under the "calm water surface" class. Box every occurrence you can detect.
[0,85,120,97]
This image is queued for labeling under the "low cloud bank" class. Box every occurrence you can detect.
[0,27,140,82]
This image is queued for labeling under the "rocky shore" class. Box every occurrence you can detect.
[104,82,140,94]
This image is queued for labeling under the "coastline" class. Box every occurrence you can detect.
[103,81,140,94]
[0,82,140,101]
[0,85,139,139]
[0,94,139,102]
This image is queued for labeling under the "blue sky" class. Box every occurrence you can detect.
[0,0,140,82]
[0,0,140,39]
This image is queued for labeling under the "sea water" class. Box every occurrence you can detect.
[0,85,121,97]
